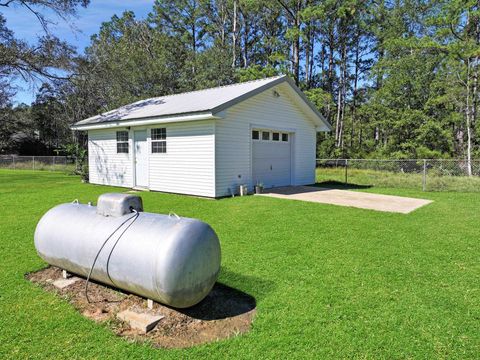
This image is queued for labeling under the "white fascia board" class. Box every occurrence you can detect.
[71,112,221,131]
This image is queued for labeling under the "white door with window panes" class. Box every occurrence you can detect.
[252,129,292,188]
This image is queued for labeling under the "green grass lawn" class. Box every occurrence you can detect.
[316,167,480,192]
[1,170,479,359]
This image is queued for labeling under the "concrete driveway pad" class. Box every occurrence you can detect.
[258,186,432,214]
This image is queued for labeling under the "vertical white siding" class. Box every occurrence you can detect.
[215,82,317,197]
[148,120,215,197]
[88,129,133,187]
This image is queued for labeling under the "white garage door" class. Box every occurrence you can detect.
[252,129,292,188]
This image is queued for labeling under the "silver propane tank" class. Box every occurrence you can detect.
[34,193,221,308]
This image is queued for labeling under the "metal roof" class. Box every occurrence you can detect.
[72,75,331,131]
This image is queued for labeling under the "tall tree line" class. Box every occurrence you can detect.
[1,0,480,164]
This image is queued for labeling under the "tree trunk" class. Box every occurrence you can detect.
[335,30,347,149]
[308,29,315,87]
[292,16,300,85]
[466,58,473,176]
[191,1,197,82]
[232,0,237,68]
[325,28,335,121]
[455,126,464,157]
[374,45,384,146]
[320,44,326,85]
[305,26,310,85]
[327,28,335,92]
[335,83,343,147]
[351,35,360,149]
[241,9,248,68]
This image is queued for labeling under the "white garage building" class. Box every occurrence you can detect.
[72,75,331,197]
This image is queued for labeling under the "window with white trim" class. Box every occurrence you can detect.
[116,131,129,153]
[262,131,270,141]
[282,133,289,142]
[272,132,280,141]
[151,128,167,153]
[252,130,259,140]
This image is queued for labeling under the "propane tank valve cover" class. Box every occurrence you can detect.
[96,193,143,217]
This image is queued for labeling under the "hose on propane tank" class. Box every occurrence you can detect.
[105,209,141,286]
[85,208,139,303]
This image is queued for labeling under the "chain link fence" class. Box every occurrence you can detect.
[316,159,480,192]
[2,156,479,191]
[0,155,75,172]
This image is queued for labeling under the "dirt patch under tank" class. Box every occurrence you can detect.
[27,266,256,349]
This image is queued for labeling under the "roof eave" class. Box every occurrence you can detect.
[71,112,220,131]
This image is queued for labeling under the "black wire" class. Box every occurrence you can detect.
[105,211,140,286]
[84,210,139,303]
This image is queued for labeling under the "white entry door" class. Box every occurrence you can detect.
[252,130,292,188]
[134,130,148,187]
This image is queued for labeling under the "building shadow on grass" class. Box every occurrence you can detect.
[313,181,373,190]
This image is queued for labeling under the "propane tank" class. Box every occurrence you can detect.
[34,193,221,308]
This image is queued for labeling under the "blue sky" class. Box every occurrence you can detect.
[2,0,154,105]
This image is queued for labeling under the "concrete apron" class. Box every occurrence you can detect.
[258,186,432,214]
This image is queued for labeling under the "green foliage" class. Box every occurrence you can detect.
[1,0,480,161]
[236,65,282,82]
[304,88,333,114]
[86,11,187,108]
[59,143,88,180]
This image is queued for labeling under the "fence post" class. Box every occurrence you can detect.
[422,159,427,191]
[52,156,55,171]
[32,156,35,171]
[12,155,15,170]
[345,159,348,185]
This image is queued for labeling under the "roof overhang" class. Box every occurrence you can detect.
[71,112,221,131]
